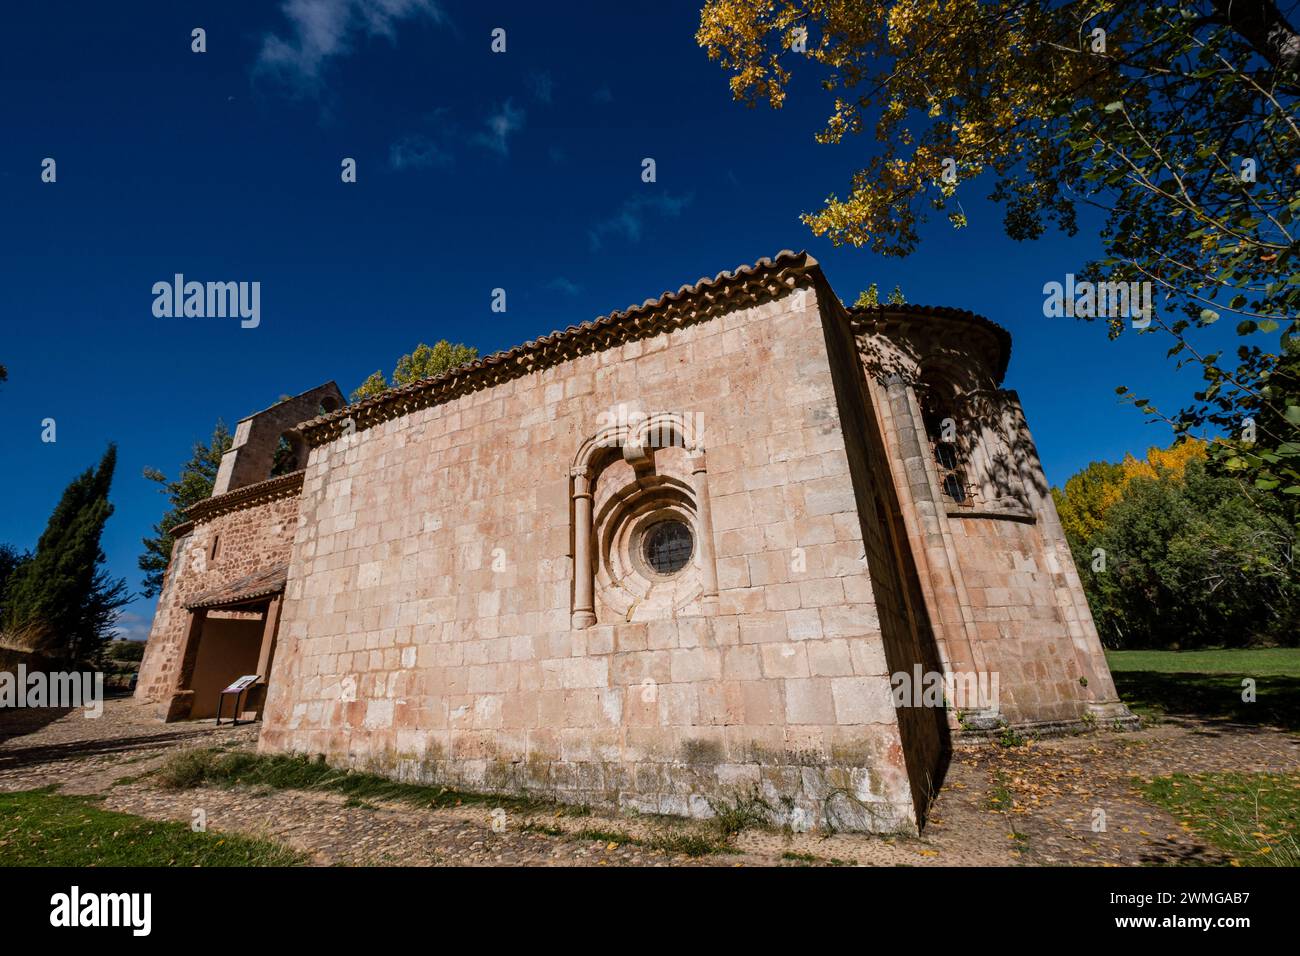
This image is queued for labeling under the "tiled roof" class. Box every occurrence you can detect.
[186,470,305,525]
[184,564,288,610]
[261,250,1010,446]
[296,250,822,446]
[849,303,1012,383]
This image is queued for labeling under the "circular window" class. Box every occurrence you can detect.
[642,520,694,576]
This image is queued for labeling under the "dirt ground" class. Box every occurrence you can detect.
[2,697,1296,866]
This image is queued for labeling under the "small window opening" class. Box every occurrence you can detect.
[921,384,972,507]
[642,520,694,576]
[270,433,300,476]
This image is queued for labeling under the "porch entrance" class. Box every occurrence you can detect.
[165,591,283,722]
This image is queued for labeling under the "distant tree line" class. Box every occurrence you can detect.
[1054,439,1298,649]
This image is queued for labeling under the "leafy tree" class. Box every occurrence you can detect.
[1085,457,1296,648]
[351,340,479,401]
[139,421,232,598]
[852,283,907,308]
[1055,440,1208,542]
[0,544,28,623]
[1053,459,1127,544]
[105,639,146,663]
[697,1,1299,523]
[1056,441,1296,648]
[4,445,130,661]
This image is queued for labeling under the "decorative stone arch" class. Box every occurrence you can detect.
[570,411,718,628]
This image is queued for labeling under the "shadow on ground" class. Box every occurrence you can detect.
[0,731,222,769]
[1115,672,1300,733]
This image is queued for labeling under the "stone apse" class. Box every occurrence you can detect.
[136,251,1131,832]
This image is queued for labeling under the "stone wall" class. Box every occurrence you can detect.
[259,284,922,832]
[818,283,950,822]
[946,391,1123,726]
[134,489,299,715]
[855,313,1129,730]
[213,383,343,496]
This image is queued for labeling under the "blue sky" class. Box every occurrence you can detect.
[0,1,1225,638]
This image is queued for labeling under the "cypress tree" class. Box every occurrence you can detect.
[4,445,129,661]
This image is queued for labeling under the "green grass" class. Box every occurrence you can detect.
[157,748,586,817]
[573,827,634,845]
[707,787,773,837]
[157,749,759,859]
[1107,648,1300,676]
[986,771,1014,812]
[1139,771,1300,866]
[1105,648,1300,731]
[0,788,305,867]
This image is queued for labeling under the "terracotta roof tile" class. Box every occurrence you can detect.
[296,250,820,446]
[849,303,1012,383]
[184,564,288,610]
[186,470,305,525]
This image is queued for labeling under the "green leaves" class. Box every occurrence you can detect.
[138,422,232,599]
[351,340,479,401]
[6,445,129,661]
[1062,452,1298,649]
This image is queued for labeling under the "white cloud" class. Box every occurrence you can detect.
[389,133,454,170]
[110,610,152,643]
[474,99,526,157]
[588,192,694,250]
[546,277,582,296]
[256,0,445,93]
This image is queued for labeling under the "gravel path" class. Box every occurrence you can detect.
[2,697,1295,866]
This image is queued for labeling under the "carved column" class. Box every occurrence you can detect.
[571,468,596,629]
[687,449,720,614]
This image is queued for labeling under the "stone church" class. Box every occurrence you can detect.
[135,251,1131,832]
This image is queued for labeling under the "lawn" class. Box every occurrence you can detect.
[0,788,306,866]
[1108,648,1300,677]
[1139,771,1300,867]
[1106,648,1300,731]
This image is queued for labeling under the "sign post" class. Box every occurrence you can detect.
[216,675,260,726]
